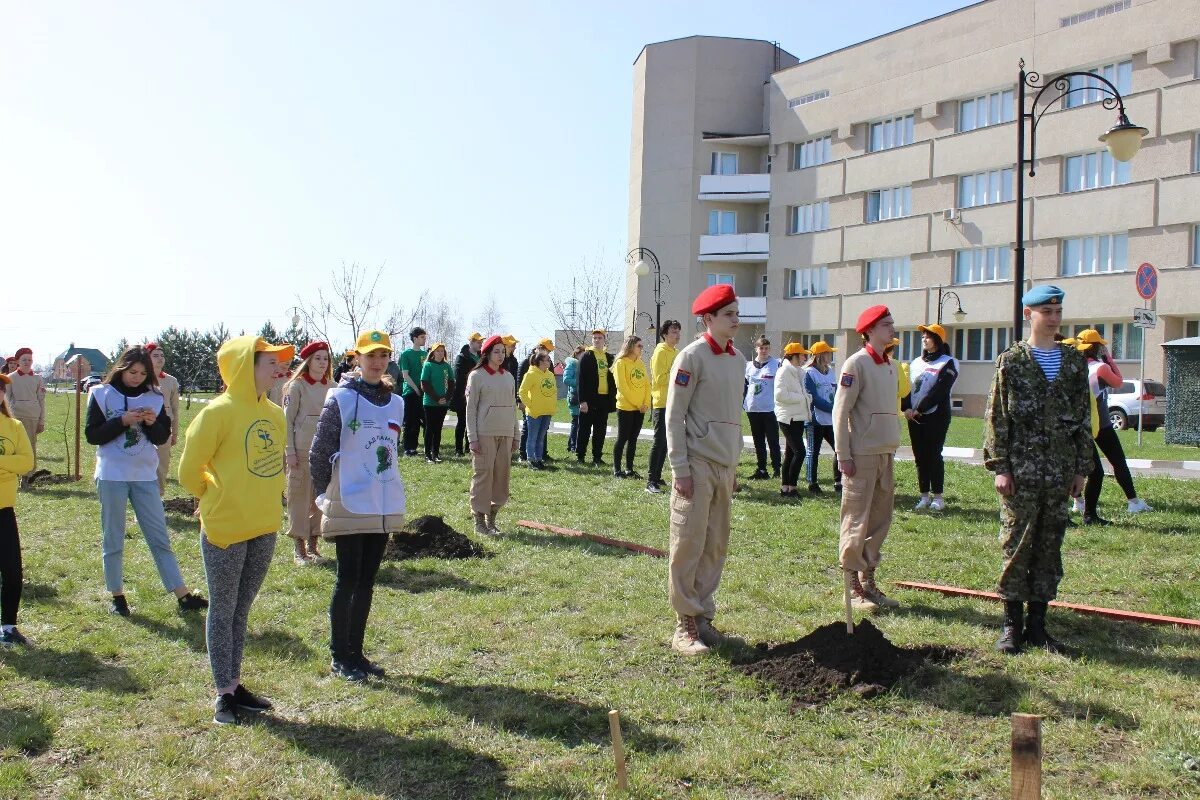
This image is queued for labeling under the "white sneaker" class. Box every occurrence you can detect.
[1073,497,1085,515]
[929,497,946,512]
[913,496,931,511]
[1127,498,1153,514]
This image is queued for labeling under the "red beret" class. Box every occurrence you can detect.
[691,284,736,316]
[299,341,330,360]
[480,335,504,358]
[855,305,891,334]
[144,342,159,353]
[14,347,32,359]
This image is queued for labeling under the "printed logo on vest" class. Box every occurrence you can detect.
[0,436,12,456]
[540,377,556,396]
[360,433,399,483]
[244,419,284,478]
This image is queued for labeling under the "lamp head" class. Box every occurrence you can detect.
[634,259,650,278]
[953,309,967,323]
[1099,113,1148,162]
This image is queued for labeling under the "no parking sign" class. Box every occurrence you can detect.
[1136,262,1157,301]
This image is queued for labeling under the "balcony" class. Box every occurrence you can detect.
[698,233,769,262]
[738,296,766,324]
[698,174,770,202]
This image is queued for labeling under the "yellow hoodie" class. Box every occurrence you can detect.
[518,366,558,418]
[614,355,650,412]
[178,336,288,547]
[0,414,34,509]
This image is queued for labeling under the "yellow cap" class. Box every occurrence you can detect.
[1074,329,1107,348]
[808,341,836,355]
[917,323,948,342]
[538,338,555,351]
[468,332,484,341]
[254,339,295,363]
[355,329,393,354]
[429,342,447,356]
[590,328,606,336]
[782,342,808,357]
[501,335,517,346]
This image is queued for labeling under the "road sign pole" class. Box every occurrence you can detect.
[1133,264,1157,449]
[1137,312,1145,447]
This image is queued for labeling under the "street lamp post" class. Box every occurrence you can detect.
[633,311,655,337]
[1014,59,1147,334]
[629,248,669,342]
[936,286,966,325]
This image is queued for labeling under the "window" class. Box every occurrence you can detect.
[955,247,1011,284]
[1061,233,1128,275]
[789,201,830,233]
[1068,321,1142,360]
[867,186,912,222]
[1193,224,1200,264]
[897,330,923,363]
[796,332,836,350]
[706,273,734,287]
[1063,150,1131,191]
[760,273,768,297]
[1185,320,1199,338]
[958,89,1015,132]
[953,326,1014,362]
[792,135,833,169]
[959,168,1014,208]
[865,257,911,292]
[787,89,830,109]
[1064,60,1132,109]
[710,152,738,175]
[869,114,914,152]
[707,210,736,235]
[786,266,828,298]
[1061,1,1131,28]
[763,211,770,234]
[1194,133,1200,172]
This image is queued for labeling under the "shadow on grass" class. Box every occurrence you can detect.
[27,483,92,500]
[130,612,207,652]
[375,564,494,595]
[248,627,317,660]
[385,676,679,753]
[0,646,142,694]
[261,717,523,799]
[503,530,641,559]
[23,582,63,606]
[0,705,54,755]
[128,615,315,661]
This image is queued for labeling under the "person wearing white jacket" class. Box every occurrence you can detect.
[773,342,811,499]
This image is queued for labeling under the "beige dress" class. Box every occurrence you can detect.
[284,377,329,539]
[6,370,45,476]
[156,372,181,492]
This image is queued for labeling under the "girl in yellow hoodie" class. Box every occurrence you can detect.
[0,374,33,645]
[611,335,650,479]
[518,352,557,470]
[179,335,294,725]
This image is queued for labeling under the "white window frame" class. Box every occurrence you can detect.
[706,273,735,288]
[1069,321,1142,361]
[1194,224,1200,265]
[1063,150,1131,192]
[760,273,768,297]
[1194,132,1200,173]
[792,134,833,169]
[868,114,914,153]
[1061,233,1128,276]
[796,332,836,350]
[953,326,1014,362]
[1063,59,1132,109]
[707,210,737,235]
[786,266,829,298]
[710,151,739,175]
[789,201,830,234]
[865,257,911,292]
[897,330,923,363]
[958,168,1014,208]
[955,247,1011,284]
[958,89,1015,132]
[866,186,912,222]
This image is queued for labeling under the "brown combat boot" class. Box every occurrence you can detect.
[849,570,877,611]
[860,568,900,608]
[696,617,727,648]
[485,509,502,535]
[670,615,710,656]
[473,513,491,537]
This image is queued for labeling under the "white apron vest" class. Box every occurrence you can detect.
[908,354,958,415]
[743,357,779,413]
[316,387,406,516]
[91,384,164,481]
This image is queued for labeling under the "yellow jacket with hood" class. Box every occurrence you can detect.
[0,413,34,509]
[178,336,287,548]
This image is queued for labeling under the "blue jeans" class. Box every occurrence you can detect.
[98,479,184,594]
[567,413,579,453]
[525,415,551,463]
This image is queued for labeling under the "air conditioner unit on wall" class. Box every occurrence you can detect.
[943,208,960,223]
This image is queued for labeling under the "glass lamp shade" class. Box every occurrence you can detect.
[634,260,650,277]
[1099,116,1148,162]
[953,309,967,323]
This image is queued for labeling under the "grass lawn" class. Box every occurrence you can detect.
[2,394,1198,798]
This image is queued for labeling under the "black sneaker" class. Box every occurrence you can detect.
[749,469,769,480]
[0,628,29,646]
[331,658,367,682]
[834,484,843,495]
[1082,514,1112,526]
[808,484,824,495]
[177,593,209,612]
[645,482,662,495]
[110,595,131,617]
[213,693,240,725]
[233,684,273,713]
[613,469,627,479]
[626,470,642,480]
[357,656,386,678]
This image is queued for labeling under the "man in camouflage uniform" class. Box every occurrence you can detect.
[983,285,1093,654]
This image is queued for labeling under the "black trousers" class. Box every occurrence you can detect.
[747,411,780,472]
[454,404,468,454]
[423,405,448,458]
[330,533,387,661]
[576,408,610,463]
[648,408,668,485]
[1085,426,1138,515]
[613,410,644,472]
[778,420,807,487]
[0,508,22,627]
[805,422,842,488]
[519,414,529,459]
[402,393,423,453]
[908,411,952,494]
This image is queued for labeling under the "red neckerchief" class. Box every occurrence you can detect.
[864,343,889,364]
[302,374,327,385]
[485,365,505,375]
[159,372,167,379]
[703,333,735,355]
[16,369,31,376]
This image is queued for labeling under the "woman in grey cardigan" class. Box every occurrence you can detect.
[465,335,519,537]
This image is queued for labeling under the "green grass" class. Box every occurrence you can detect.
[3,394,1198,798]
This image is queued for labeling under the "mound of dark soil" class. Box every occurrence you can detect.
[735,619,960,705]
[163,497,198,516]
[386,515,490,560]
[29,472,78,486]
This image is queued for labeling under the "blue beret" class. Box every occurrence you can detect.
[1021,284,1065,307]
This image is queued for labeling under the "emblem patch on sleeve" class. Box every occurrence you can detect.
[674,370,691,387]
[840,373,854,387]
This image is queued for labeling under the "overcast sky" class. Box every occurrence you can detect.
[1,0,973,366]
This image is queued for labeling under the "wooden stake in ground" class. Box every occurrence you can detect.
[608,709,628,791]
[843,569,854,634]
[1011,713,1042,800]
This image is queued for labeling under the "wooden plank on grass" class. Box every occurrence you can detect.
[516,521,666,558]
[1011,713,1042,800]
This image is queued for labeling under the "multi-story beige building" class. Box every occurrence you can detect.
[628,0,1200,415]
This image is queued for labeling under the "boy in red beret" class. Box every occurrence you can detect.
[834,305,902,610]
[666,284,745,655]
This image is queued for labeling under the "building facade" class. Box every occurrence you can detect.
[628,0,1200,414]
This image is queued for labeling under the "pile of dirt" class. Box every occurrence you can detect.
[735,619,960,705]
[386,515,490,561]
[163,497,198,516]
[28,471,79,486]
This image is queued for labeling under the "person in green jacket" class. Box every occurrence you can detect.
[420,343,454,463]
[398,327,427,456]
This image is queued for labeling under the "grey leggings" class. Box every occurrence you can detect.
[201,532,276,691]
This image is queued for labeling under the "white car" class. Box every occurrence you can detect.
[1106,379,1166,432]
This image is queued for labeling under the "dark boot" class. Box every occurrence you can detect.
[995,600,1024,654]
[1024,601,1063,652]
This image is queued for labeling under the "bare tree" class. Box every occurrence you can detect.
[420,295,462,348]
[471,293,505,336]
[295,262,428,348]
[545,254,622,351]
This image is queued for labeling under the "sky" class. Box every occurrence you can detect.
[0,0,975,366]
